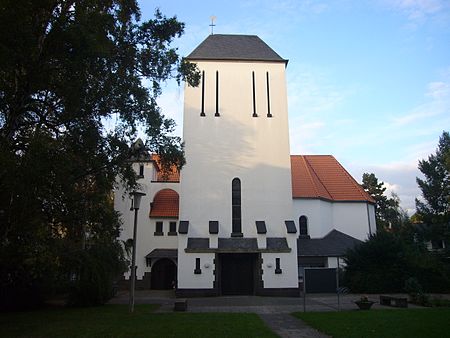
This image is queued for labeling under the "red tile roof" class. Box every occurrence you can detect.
[151,154,180,182]
[149,189,179,218]
[291,155,375,203]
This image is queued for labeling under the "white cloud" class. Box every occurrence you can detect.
[391,78,450,126]
[288,65,349,114]
[380,0,450,27]
[348,159,421,215]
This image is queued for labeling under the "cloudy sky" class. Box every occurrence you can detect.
[138,0,450,214]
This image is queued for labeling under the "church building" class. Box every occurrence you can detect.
[115,34,376,296]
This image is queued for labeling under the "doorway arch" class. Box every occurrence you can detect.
[151,258,177,290]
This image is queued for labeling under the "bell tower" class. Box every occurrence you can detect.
[177,34,298,296]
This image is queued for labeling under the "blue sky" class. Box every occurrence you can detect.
[138,0,450,214]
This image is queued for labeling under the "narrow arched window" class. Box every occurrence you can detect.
[232,178,242,236]
[299,216,308,236]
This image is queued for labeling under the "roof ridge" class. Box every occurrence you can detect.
[332,156,374,203]
[301,155,320,198]
[304,155,334,200]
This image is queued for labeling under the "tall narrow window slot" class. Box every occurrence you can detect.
[194,258,202,274]
[252,71,257,117]
[200,71,205,116]
[231,178,242,236]
[266,72,272,117]
[299,216,308,237]
[215,71,220,116]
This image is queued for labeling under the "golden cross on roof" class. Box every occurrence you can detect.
[209,16,216,35]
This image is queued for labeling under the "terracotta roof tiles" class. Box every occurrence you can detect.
[151,154,180,182]
[149,189,179,218]
[291,155,375,203]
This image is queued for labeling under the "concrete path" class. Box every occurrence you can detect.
[259,313,330,338]
[109,291,426,338]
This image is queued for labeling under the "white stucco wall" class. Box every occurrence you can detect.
[115,162,179,279]
[178,60,297,289]
[293,198,374,241]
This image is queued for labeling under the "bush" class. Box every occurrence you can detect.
[66,241,126,307]
[343,231,450,293]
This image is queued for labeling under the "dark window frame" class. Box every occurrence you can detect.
[200,70,205,116]
[275,258,282,274]
[231,178,242,236]
[215,71,220,116]
[252,71,257,117]
[168,221,177,236]
[154,221,163,236]
[266,72,272,117]
[138,164,144,177]
[194,258,202,274]
[299,215,308,236]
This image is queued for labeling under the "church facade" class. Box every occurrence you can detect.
[114,34,375,296]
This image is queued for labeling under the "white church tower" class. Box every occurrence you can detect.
[177,34,299,296]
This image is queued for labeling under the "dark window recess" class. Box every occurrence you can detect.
[194,258,202,274]
[299,216,308,236]
[275,258,282,274]
[209,221,219,234]
[231,178,242,236]
[215,71,220,116]
[139,164,144,177]
[168,221,177,235]
[200,70,205,116]
[255,221,267,234]
[154,221,163,236]
[266,72,272,117]
[252,71,257,117]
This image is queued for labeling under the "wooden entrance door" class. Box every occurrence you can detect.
[220,253,256,295]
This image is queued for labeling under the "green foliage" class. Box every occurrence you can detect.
[343,231,450,293]
[0,305,277,338]
[294,308,450,338]
[404,277,430,306]
[362,173,407,230]
[65,241,127,306]
[0,0,199,309]
[416,131,450,251]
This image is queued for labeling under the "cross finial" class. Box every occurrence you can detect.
[209,16,216,35]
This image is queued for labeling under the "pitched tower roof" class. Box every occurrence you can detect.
[186,34,287,63]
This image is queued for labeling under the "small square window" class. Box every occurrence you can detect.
[168,222,177,236]
[154,221,163,236]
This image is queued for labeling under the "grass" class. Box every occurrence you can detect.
[0,304,277,338]
[293,308,450,338]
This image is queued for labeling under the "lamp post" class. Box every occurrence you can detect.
[129,191,146,313]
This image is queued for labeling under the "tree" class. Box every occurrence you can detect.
[344,231,450,293]
[0,1,199,309]
[416,131,450,250]
[362,173,406,230]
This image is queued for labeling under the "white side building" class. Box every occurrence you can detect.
[114,34,376,296]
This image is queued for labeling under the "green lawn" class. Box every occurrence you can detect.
[293,308,450,338]
[0,304,277,338]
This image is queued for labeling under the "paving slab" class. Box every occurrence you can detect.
[259,313,330,338]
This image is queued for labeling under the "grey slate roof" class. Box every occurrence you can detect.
[187,238,210,250]
[186,34,287,63]
[218,238,258,252]
[297,229,362,257]
[145,248,177,259]
[266,238,290,251]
